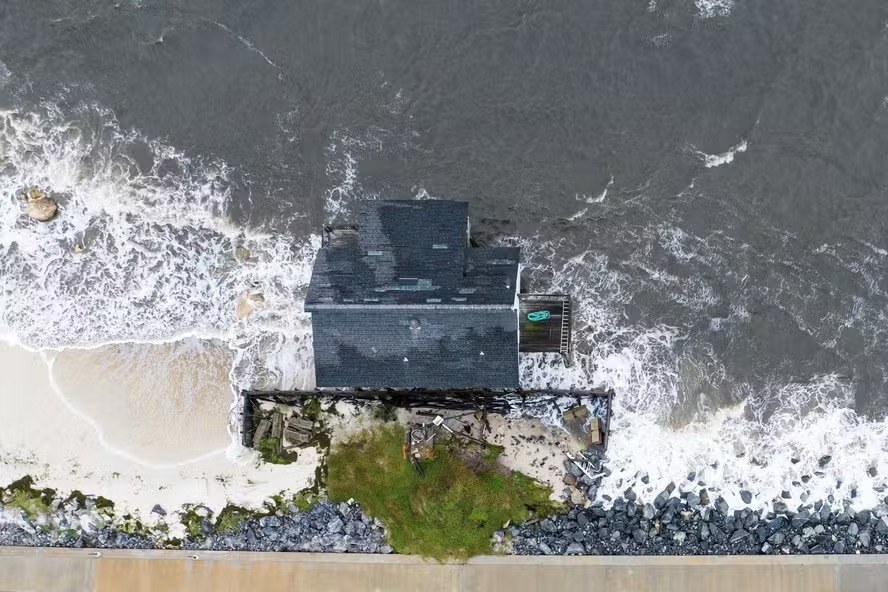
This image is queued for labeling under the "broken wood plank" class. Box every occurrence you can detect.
[286,416,314,432]
[271,412,284,441]
[284,428,312,446]
[252,419,271,448]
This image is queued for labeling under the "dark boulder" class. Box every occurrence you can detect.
[565,542,585,555]
[858,529,872,548]
[626,501,637,518]
[729,529,751,544]
[642,504,656,520]
[699,489,711,506]
[791,510,811,530]
[755,525,770,543]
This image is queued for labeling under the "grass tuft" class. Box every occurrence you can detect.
[180,508,204,538]
[326,425,557,560]
[302,398,323,421]
[1,476,56,519]
[215,505,250,533]
[256,437,299,465]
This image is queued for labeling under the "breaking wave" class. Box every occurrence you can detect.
[689,139,748,168]
[694,0,735,19]
[514,226,888,511]
[0,93,319,402]
[2,81,887,514]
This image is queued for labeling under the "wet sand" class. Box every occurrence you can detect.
[51,340,233,465]
[0,341,319,520]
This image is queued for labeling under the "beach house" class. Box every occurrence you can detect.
[304,200,572,389]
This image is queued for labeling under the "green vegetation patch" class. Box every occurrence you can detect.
[180,507,204,538]
[215,505,250,533]
[372,404,398,423]
[256,437,300,465]
[0,476,55,519]
[301,397,323,421]
[265,490,316,514]
[326,425,556,560]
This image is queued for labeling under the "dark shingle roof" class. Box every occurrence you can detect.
[305,200,518,309]
[311,309,519,388]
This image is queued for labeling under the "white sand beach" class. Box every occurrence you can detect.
[0,341,319,521]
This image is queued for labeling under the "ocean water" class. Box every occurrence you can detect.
[1,0,887,509]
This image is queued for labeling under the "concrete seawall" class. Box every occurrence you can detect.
[1,547,886,592]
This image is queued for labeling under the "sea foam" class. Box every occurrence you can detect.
[3,88,888,516]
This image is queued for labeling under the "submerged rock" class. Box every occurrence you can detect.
[234,245,252,262]
[235,290,265,319]
[23,187,58,222]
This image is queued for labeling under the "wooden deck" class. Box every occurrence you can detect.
[518,294,572,360]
